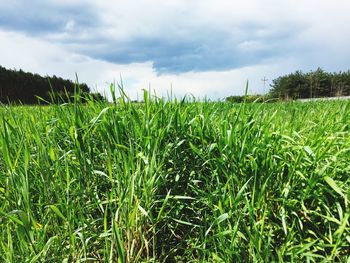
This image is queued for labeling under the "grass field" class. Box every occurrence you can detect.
[0,90,349,262]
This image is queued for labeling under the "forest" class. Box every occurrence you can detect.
[268,68,350,99]
[226,68,350,102]
[0,65,101,104]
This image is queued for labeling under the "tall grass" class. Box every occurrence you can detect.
[0,88,349,262]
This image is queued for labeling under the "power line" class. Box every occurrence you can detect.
[261,77,268,94]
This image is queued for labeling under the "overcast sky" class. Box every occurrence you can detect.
[1,0,349,99]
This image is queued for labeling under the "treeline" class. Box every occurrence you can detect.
[0,65,104,104]
[269,68,350,99]
[226,94,267,103]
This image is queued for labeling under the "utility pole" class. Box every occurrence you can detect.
[261,77,268,94]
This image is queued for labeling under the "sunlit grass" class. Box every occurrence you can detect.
[0,87,349,262]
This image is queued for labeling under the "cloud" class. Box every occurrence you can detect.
[83,26,300,75]
[0,29,301,100]
[0,0,307,74]
[0,0,99,35]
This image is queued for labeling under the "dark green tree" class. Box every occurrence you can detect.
[268,68,350,99]
[0,65,96,104]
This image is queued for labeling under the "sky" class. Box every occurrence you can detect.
[0,0,349,100]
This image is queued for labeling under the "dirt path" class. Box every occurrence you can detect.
[297,96,350,102]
